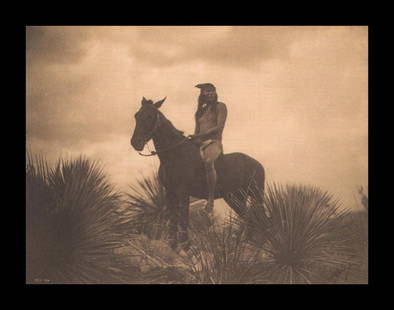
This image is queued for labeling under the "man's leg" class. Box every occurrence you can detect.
[200,141,221,214]
[204,160,216,213]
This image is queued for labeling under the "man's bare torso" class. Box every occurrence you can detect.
[197,102,225,142]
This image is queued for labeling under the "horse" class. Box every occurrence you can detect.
[130,97,265,251]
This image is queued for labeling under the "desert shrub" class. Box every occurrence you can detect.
[183,218,266,284]
[121,174,267,284]
[113,234,192,284]
[331,190,368,284]
[121,172,170,240]
[121,173,220,241]
[189,201,220,231]
[26,152,140,284]
[358,186,368,212]
[233,183,358,284]
[104,169,367,284]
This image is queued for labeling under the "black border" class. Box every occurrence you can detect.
[16,21,376,295]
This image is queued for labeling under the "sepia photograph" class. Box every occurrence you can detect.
[26,26,368,284]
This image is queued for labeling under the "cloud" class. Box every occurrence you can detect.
[26,26,100,145]
[127,26,315,68]
[26,62,97,146]
[26,26,94,66]
[26,26,132,146]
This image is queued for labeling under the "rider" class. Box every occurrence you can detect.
[187,83,227,214]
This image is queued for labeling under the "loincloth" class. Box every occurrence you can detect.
[199,139,223,163]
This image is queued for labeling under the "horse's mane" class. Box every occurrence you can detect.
[157,110,185,137]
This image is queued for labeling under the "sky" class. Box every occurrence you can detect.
[26,26,368,213]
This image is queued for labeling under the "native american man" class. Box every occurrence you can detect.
[187,83,227,214]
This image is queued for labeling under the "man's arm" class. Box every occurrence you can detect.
[194,118,200,135]
[196,103,227,139]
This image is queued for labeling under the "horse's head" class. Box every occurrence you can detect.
[130,96,166,151]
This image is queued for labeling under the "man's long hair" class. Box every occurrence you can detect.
[195,91,218,120]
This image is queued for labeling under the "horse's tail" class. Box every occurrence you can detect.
[246,157,265,205]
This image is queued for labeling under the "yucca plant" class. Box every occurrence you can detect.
[121,172,170,240]
[26,152,141,284]
[358,186,368,212]
[189,200,220,232]
[330,187,368,284]
[119,186,268,284]
[183,218,267,284]
[233,183,358,284]
[119,234,193,284]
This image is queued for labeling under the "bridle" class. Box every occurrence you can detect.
[137,112,188,157]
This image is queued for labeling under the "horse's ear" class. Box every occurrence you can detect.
[142,97,154,105]
[154,97,166,109]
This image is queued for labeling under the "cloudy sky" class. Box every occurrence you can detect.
[26,26,368,212]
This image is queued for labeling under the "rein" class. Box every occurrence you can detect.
[138,137,188,156]
[138,113,188,157]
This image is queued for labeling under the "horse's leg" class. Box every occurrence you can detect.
[177,193,190,251]
[166,189,179,251]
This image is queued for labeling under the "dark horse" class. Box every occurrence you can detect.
[130,97,265,251]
